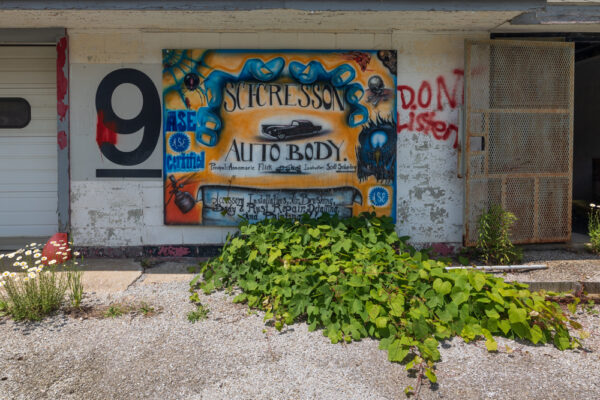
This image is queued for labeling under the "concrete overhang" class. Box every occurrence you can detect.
[0,9,526,32]
[496,5,600,32]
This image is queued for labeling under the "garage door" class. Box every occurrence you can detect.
[0,46,57,242]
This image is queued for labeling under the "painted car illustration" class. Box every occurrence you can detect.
[261,120,322,140]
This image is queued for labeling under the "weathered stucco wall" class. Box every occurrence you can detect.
[68,29,487,247]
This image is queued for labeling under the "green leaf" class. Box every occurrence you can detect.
[470,273,486,291]
[375,316,388,329]
[484,308,500,319]
[530,324,543,344]
[387,339,409,362]
[308,228,320,238]
[498,319,511,335]
[508,306,527,324]
[366,302,381,321]
[389,295,405,317]
[488,292,505,305]
[451,291,469,306]
[485,337,498,352]
[424,368,437,383]
[248,250,258,262]
[554,333,570,350]
[433,278,452,295]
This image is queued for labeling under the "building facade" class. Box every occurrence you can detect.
[0,1,597,255]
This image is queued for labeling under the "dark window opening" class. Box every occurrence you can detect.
[0,98,31,128]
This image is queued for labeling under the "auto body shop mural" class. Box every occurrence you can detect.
[163,49,397,225]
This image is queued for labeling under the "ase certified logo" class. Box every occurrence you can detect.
[168,132,191,153]
[368,186,389,207]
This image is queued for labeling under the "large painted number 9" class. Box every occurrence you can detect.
[95,68,161,166]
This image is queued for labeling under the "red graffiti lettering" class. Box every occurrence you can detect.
[418,81,432,108]
[96,110,117,148]
[56,37,68,122]
[397,70,464,149]
[156,246,191,257]
[57,130,67,150]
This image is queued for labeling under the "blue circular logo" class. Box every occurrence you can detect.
[169,132,190,153]
[369,187,389,207]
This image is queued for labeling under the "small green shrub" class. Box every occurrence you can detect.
[193,213,578,386]
[476,205,522,265]
[68,269,84,308]
[187,303,209,323]
[138,302,155,316]
[587,203,600,253]
[104,304,124,318]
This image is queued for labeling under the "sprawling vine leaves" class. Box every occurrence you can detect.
[192,213,579,383]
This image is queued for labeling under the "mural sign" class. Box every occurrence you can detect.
[163,49,397,225]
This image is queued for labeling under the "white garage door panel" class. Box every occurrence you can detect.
[0,156,57,171]
[0,225,57,237]
[0,73,56,85]
[0,193,57,212]
[0,45,57,239]
[1,184,57,193]
[0,211,58,226]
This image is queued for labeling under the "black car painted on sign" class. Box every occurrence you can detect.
[261,120,322,140]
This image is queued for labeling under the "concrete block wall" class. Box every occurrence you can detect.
[68,29,487,248]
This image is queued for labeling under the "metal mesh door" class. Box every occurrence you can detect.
[464,40,574,245]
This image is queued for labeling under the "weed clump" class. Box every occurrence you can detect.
[192,213,579,385]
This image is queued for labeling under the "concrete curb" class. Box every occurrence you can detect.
[519,281,600,294]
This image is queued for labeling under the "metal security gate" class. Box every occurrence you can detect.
[464,40,574,245]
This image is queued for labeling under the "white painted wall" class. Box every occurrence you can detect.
[68,29,488,247]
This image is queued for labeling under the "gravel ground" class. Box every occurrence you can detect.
[1,275,599,400]
[496,249,600,284]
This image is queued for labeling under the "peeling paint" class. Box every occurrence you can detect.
[411,186,446,200]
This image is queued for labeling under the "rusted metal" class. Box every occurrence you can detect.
[464,39,574,245]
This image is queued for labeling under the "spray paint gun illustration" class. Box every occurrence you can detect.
[166,174,197,214]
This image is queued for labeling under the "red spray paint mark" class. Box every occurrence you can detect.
[342,51,372,72]
[57,130,67,150]
[42,233,72,266]
[431,242,455,257]
[96,110,117,147]
[156,246,191,257]
[56,37,68,122]
[397,69,464,149]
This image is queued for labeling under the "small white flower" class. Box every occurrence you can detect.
[41,256,47,261]
[34,253,41,258]
[9,272,16,278]
[74,262,79,265]
[27,272,36,279]
[591,203,596,208]
[16,256,22,261]
[20,262,27,267]
[48,260,57,265]
[74,251,80,256]
[56,251,62,255]
[0,254,4,259]
[7,254,14,259]
[2,271,9,277]
[35,260,41,265]
[23,277,29,282]
[0,281,5,287]
[30,242,37,246]
[13,261,19,267]
[25,250,32,256]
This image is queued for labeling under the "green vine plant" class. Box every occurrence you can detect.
[476,205,522,265]
[191,213,580,391]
